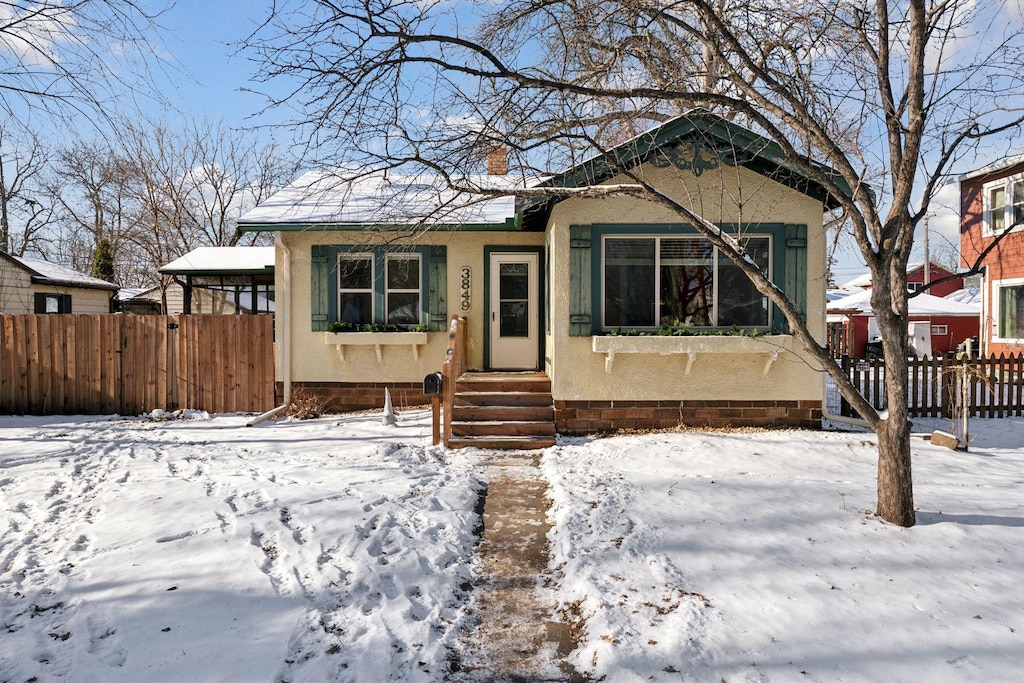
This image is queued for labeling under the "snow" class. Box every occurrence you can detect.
[236,171,522,227]
[828,288,980,316]
[10,255,119,290]
[159,247,275,274]
[3,411,1023,681]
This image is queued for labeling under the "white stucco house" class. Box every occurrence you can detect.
[238,112,850,443]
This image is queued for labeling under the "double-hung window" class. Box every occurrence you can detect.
[983,174,1024,235]
[335,250,424,326]
[602,235,770,330]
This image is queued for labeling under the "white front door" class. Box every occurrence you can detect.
[489,252,539,370]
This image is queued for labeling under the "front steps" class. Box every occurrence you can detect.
[448,373,556,450]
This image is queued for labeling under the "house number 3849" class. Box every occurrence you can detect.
[459,267,472,311]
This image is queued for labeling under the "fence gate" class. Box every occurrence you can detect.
[0,314,274,416]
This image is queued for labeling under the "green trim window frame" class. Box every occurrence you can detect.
[994,277,1024,343]
[313,245,437,329]
[598,230,773,331]
[983,173,1024,236]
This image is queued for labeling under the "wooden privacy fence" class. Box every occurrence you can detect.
[839,353,1024,419]
[0,314,274,416]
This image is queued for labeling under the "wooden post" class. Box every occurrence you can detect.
[431,396,440,445]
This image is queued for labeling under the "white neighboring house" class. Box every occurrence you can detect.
[156,247,275,315]
[0,252,118,314]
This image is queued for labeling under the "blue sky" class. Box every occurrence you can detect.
[147,0,276,129]
[138,1,978,282]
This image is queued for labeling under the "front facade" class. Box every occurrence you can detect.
[961,158,1024,354]
[240,115,839,430]
[0,252,118,314]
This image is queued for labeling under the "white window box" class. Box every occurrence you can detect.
[325,331,429,362]
[591,334,794,374]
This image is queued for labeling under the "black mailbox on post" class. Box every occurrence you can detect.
[423,372,443,396]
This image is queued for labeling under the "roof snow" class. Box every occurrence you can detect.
[159,247,275,275]
[827,288,979,316]
[237,171,523,227]
[12,254,118,290]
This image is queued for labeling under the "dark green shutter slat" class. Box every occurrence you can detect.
[784,224,807,332]
[427,246,447,331]
[310,245,330,331]
[60,294,72,313]
[33,293,46,313]
[569,224,592,336]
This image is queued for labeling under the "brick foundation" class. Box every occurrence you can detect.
[554,399,821,434]
[278,382,430,412]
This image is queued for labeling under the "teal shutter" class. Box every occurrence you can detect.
[569,224,592,336]
[311,245,330,331]
[783,224,808,331]
[427,246,447,331]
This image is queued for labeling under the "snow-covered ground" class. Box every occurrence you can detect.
[2,410,1023,682]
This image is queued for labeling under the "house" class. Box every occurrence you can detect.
[0,251,118,314]
[826,288,979,358]
[960,156,1024,355]
[840,261,964,296]
[155,247,275,315]
[238,112,847,440]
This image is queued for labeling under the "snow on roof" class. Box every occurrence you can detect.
[827,288,979,316]
[944,285,982,306]
[159,247,275,275]
[839,262,946,289]
[13,254,118,290]
[237,170,523,227]
[959,153,1024,181]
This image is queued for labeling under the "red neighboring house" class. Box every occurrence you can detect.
[842,261,964,297]
[827,288,979,357]
[960,156,1024,355]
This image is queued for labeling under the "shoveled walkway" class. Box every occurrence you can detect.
[452,453,585,682]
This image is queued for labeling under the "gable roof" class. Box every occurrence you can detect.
[840,262,959,289]
[1,252,119,291]
[159,247,276,276]
[239,111,851,233]
[959,154,1024,182]
[520,111,852,229]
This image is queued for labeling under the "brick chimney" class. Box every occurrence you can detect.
[487,146,508,175]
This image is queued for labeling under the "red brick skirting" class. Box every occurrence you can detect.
[277,382,429,412]
[555,399,821,434]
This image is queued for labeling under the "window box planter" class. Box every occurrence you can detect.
[591,334,795,374]
[325,331,429,362]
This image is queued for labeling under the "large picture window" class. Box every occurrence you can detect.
[996,280,1024,341]
[602,235,771,330]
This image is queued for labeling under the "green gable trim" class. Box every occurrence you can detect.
[521,112,853,232]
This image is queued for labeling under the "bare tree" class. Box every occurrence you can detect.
[246,0,1024,526]
[0,0,175,127]
[0,126,55,255]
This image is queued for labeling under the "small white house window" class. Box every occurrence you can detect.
[907,282,923,293]
[338,254,374,324]
[931,324,948,335]
[983,174,1024,236]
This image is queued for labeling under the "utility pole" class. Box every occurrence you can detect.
[923,214,930,286]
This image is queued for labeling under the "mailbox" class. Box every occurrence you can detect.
[423,372,443,396]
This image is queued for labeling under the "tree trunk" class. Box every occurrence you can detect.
[875,316,916,526]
